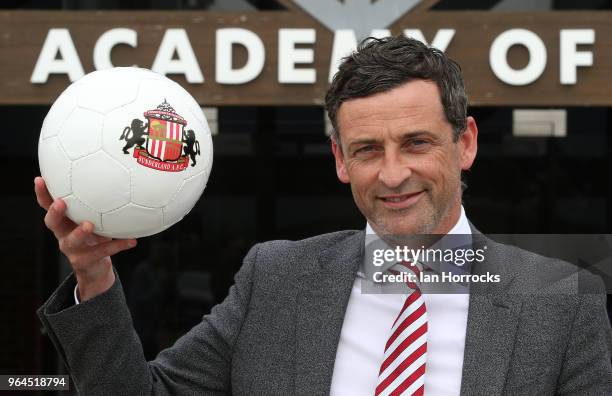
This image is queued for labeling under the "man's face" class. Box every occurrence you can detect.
[331,79,478,236]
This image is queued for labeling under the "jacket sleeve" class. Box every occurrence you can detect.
[556,274,612,395]
[37,243,260,396]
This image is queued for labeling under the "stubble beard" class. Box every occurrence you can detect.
[365,184,461,243]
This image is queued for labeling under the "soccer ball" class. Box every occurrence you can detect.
[38,67,213,239]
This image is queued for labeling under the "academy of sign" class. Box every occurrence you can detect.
[30,26,595,87]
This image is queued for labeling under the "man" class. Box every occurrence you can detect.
[35,35,612,395]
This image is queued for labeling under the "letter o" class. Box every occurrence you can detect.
[489,29,546,86]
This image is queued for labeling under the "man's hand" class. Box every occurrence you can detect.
[34,176,137,302]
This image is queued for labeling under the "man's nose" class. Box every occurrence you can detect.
[378,152,412,189]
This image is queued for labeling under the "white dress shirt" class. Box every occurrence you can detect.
[330,206,471,396]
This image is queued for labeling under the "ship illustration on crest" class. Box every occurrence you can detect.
[119,99,200,172]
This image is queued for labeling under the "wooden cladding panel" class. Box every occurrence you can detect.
[0,10,610,106]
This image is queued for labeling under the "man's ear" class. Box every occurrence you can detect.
[331,137,350,184]
[460,116,478,171]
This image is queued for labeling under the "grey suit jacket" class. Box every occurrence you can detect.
[38,230,612,395]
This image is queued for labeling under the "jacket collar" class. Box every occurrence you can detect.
[294,230,364,394]
[460,225,523,395]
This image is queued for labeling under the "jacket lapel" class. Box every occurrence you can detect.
[460,231,523,395]
[294,231,364,395]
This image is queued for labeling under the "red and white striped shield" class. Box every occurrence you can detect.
[146,119,183,162]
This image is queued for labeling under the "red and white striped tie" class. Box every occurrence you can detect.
[375,261,428,396]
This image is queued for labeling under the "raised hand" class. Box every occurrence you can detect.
[34,176,137,302]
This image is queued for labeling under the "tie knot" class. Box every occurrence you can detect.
[388,260,422,290]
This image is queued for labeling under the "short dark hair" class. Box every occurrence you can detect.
[325,35,468,145]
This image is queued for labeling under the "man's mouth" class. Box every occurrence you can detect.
[378,191,424,209]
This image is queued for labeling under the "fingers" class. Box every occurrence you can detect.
[60,221,95,252]
[84,233,112,247]
[36,177,136,275]
[44,199,76,239]
[60,221,136,265]
[36,176,77,239]
[34,176,53,210]
[69,238,137,268]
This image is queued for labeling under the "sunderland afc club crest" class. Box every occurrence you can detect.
[119,100,201,172]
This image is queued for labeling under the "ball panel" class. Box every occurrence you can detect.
[62,194,103,231]
[77,79,139,115]
[72,151,131,213]
[130,165,185,208]
[136,79,186,118]
[58,108,104,160]
[173,79,208,127]
[101,203,163,238]
[162,170,207,228]
[40,86,79,140]
[38,136,71,199]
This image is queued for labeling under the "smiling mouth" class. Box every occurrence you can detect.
[378,191,424,208]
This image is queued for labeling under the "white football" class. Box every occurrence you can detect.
[38,67,213,239]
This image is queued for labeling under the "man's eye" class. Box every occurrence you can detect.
[355,146,377,155]
[407,139,430,150]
